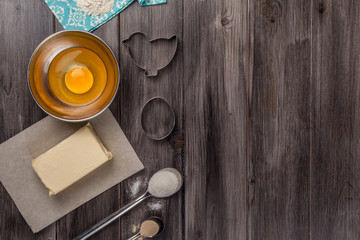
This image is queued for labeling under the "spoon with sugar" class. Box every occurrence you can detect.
[74,168,183,240]
[127,217,164,240]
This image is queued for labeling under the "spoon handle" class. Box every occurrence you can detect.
[127,232,141,240]
[74,191,152,240]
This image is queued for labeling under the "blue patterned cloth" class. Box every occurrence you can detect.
[44,0,166,32]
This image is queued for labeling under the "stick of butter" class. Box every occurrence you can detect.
[32,123,113,196]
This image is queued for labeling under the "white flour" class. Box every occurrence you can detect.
[74,0,114,16]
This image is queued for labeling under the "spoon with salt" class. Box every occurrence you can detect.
[127,217,164,240]
[74,168,183,240]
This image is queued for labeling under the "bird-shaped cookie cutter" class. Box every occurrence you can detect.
[122,32,178,77]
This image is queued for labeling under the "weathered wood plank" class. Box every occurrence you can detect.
[0,0,54,239]
[54,16,122,240]
[182,0,248,239]
[248,0,311,239]
[118,1,184,239]
[310,1,360,239]
[7,1,360,240]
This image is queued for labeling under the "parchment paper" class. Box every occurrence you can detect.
[0,109,144,233]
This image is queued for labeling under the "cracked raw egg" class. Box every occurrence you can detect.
[48,47,107,106]
[65,66,94,94]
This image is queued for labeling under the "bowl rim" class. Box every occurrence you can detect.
[27,29,120,122]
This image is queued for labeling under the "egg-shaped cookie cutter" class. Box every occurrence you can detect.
[141,97,176,140]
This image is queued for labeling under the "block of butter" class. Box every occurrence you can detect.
[32,123,113,196]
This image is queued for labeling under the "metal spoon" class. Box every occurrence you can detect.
[127,217,165,240]
[74,168,182,240]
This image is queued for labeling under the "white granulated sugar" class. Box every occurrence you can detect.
[148,201,163,211]
[148,169,181,198]
[74,0,114,16]
[130,178,143,197]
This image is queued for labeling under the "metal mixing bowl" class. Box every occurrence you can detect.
[28,30,120,122]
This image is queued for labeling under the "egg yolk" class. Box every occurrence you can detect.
[65,66,94,94]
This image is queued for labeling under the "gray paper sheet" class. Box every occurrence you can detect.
[0,109,144,233]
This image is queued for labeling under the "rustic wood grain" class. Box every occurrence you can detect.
[248,0,311,239]
[118,1,184,240]
[0,0,54,239]
[53,16,122,240]
[310,1,360,239]
[182,0,248,239]
[3,0,360,239]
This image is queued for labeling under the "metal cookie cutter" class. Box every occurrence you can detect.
[141,97,176,140]
[122,32,178,77]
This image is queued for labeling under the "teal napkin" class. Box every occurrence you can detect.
[44,0,166,32]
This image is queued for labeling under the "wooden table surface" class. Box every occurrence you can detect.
[1,0,360,239]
